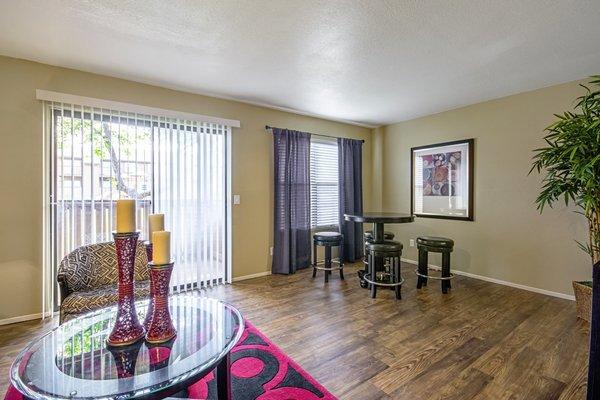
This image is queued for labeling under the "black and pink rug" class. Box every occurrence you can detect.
[5,321,336,400]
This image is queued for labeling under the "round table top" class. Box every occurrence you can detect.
[11,295,244,400]
[344,212,414,224]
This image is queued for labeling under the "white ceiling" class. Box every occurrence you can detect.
[1,1,599,127]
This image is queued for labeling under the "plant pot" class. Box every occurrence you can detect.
[573,280,592,322]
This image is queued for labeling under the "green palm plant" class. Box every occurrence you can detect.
[530,76,600,265]
[530,77,600,400]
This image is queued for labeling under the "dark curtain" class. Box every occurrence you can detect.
[272,128,312,274]
[338,138,364,262]
[589,261,600,399]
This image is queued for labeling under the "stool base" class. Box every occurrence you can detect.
[363,273,404,300]
[312,238,344,283]
[415,268,455,294]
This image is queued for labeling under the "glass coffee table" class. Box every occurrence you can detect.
[10,294,244,400]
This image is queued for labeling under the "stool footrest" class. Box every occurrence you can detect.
[313,259,343,271]
[363,273,404,287]
[414,268,455,281]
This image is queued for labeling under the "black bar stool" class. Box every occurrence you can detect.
[312,232,344,283]
[415,236,455,294]
[364,240,403,299]
[359,231,395,288]
[364,230,395,241]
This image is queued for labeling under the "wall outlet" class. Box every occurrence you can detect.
[410,239,415,247]
[233,194,241,205]
[269,246,273,256]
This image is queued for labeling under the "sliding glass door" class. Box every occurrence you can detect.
[44,102,230,311]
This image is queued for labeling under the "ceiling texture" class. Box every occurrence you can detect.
[1,0,599,127]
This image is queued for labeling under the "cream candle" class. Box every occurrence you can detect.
[152,231,171,264]
[148,214,165,241]
[116,199,136,233]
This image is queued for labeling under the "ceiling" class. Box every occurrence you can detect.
[1,1,599,127]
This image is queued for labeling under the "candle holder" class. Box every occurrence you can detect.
[145,261,177,343]
[107,231,145,347]
[108,341,142,379]
[147,339,174,371]
[142,241,154,331]
[144,240,153,263]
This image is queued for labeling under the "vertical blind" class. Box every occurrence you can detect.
[42,101,230,314]
[153,117,227,292]
[413,156,424,213]
[310,137,339,228]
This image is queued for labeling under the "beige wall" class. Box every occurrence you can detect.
[378,79,592,297]
[0,52,589,319]
[0,56,373,320]
[370,126,385,211]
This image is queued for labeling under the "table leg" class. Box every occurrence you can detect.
[373,222,384,243]
[216,352,231,400]
[369,250,377,298]
[372,222,385,291]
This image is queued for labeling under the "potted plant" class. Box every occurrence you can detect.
[530,76,600,399]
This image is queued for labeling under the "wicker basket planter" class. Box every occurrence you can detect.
[573,281,592,322]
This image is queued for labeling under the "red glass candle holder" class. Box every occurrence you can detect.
[142,241,154,330]
[145,261,177,343]
[107,231,145,347]
[108,341,142,379]
[147,340,174,372]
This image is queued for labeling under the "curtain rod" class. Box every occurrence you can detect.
[265,125,364,143]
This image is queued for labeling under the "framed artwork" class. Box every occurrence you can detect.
[411,138,474,221]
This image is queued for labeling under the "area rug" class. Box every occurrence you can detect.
[4,321,337,400]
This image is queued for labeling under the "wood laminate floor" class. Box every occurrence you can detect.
[0,263,589,399]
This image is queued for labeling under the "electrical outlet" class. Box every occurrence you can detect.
[269,246,273,256]
[410,239,415,247]
[233,194,241,205]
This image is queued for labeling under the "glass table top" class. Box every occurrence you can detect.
[11,294,243,400]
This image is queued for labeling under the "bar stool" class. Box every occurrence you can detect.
[312,232,344,283]
[415,236,455,294]
[360,231,395,288]
[364,240,403,299]
[364,230,395,241]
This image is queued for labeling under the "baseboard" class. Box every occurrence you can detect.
[232,271,271,282]
[0,312,43,326]
[401,258,575,301]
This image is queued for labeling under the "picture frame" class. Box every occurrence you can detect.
[410,138,474,221]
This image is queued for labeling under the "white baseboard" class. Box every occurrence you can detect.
[0,312,43,326]
[401,258,575,301]
[232,271,271,282]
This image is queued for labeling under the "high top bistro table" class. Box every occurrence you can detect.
[344,212,415,289]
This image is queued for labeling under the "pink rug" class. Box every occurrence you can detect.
[5,321,337,400]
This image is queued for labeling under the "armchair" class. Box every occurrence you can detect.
[57,241,150,323]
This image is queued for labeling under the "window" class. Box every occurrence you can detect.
[310,137,339,228]
[43,100,231,312]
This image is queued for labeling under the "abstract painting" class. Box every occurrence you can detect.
[411,139,474,220]
[421,151,461,196]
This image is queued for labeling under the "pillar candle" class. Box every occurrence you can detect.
[116,199,136,233]
[152,231,171,264]
[148,214,165,241]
